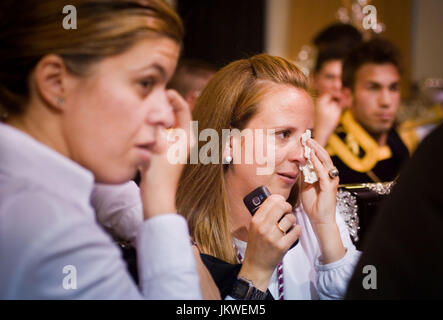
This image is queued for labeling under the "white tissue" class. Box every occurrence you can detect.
[298,129,318,184]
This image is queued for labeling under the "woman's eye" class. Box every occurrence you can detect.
[138,78,156,93]
[277,130,291,139]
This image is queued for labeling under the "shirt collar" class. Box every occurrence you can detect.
[0,123,94,208]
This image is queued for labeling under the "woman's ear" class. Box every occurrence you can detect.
[223,132,233,164]
[32,54,70,111]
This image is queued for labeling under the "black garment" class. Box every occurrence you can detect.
[345,124,443,299]
[200,254,274,300]
[332,129,409,184]
[118,244,139,284]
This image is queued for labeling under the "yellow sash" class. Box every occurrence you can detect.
[327,110,392,173]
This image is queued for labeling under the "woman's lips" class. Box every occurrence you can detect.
[135,144,153,162]
[277,172,297,185]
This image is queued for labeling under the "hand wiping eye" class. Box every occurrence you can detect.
[298,129,318,184]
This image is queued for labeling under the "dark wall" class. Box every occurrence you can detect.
[177,0,266,69]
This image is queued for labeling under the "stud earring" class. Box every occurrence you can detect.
[56,97,65,106]
[224,155,233,164]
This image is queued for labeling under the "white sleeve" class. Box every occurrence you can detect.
[314,210,362,300]
[0,192,201,300]
[92,181,143,245]
[137,214,202,299]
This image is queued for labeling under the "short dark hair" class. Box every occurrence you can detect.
[313,23,363,52]
[168,59,216,97]
[342,38,402,89]
[314,47,347,74]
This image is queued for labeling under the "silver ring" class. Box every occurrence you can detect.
[328,167,339,179]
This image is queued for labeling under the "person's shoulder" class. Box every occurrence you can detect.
[1,182,73,221]
[0,181,94,251]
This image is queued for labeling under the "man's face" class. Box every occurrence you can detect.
[313,59,342,98]
[350,63,401,137]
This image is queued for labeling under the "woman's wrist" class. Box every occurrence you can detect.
[141,188,178,219]
[237,262,273,292]
[311,221,346,264]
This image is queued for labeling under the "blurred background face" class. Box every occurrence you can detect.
[227,85,314,200]
[313,59,343,98]
[63,37,180,183]
[350,63,401,137]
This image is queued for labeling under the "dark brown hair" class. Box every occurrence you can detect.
[313,23,362,53]
[342,38,402,89]
[0,0,183,117]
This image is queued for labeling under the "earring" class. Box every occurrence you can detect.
[56,97,65,106]
[224,155,233,164]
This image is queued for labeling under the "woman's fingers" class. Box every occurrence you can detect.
[307,138,334,168]
[281,224,302,250]
[167,89,195,151]
[305,139,339,186]
[254,194,292,226]
[251,194,297,253]
[277,213,296,233]
[167,89,191,126]
[309,149,330,183]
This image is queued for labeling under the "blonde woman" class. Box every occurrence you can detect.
[0,0,200,299]
[177,54,361,300]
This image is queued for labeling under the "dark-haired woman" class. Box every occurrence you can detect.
[0,0,200,299]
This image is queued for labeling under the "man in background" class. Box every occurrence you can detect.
[326,38,409,184]
[168,59,216,110]
[311,24,363,146]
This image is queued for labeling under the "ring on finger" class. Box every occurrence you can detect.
[328,167,339,179]
[276,223,286,235]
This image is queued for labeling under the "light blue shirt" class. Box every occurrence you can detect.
[0,123,202,299]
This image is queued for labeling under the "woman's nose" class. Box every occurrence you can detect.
[288,139,306,164]
[145,90,175,129]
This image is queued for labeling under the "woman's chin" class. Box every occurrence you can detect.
[93,167,137,185]
[267,185,291,200]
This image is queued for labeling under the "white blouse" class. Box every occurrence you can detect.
[0,123,201,299]
[233,206,361,300]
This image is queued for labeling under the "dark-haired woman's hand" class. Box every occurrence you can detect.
[139,90,195,219]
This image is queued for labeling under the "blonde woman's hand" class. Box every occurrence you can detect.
[299,138,345,263]
[299,138,339,225]
[139,90,195,219]
[239,194,301,292]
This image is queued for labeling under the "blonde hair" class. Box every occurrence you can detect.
[0,0,183,117]
[176,54,309,263]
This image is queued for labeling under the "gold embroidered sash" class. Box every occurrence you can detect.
[327,110,392,173]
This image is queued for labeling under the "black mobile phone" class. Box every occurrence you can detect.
[243,186,298,248]
[243,186,272,215]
